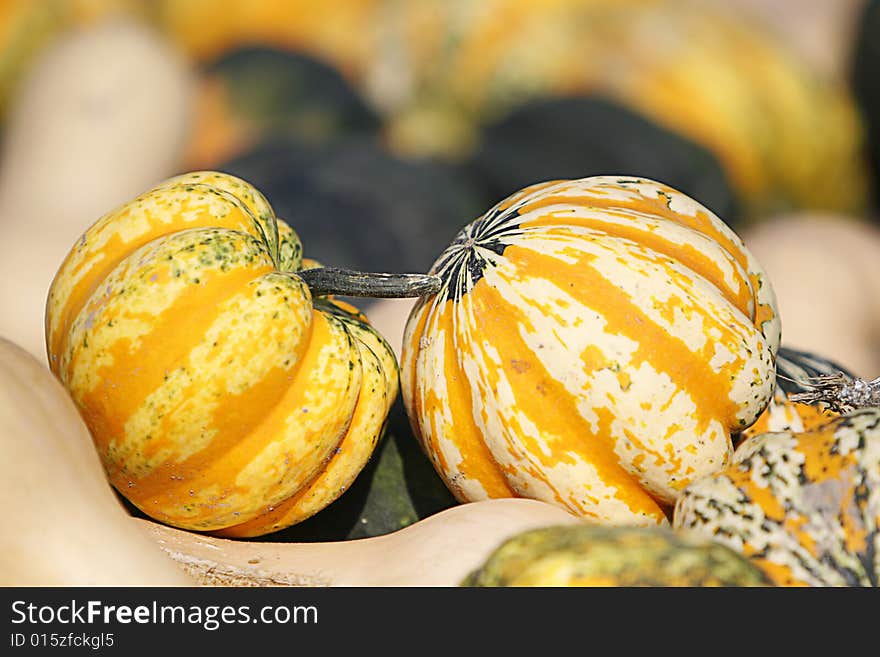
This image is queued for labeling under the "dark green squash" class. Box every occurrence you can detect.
[185,46,381,168]
[218,135,488,276]
[465,97,741,227]
[852,0,880,213]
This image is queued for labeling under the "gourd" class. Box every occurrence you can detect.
[45,170,437,537]
[467,95,740,227]
[370,0,867,219]
[674,408,880,586]
[182,46,380,170]
[0,336,192,586]
[139,498,582,586]
[0,334,581,587]
[462,524,772,587]
[401,176,781,527]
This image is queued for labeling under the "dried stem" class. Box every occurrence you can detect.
[296,267,442,299]
[786,372,880,414]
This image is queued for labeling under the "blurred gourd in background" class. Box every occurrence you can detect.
[181,46,382,170]
[364,0,869,225]
[0,14,193,363]
[465,95,739,222]
[0,0,147,127]
[139,0,871,227]
[852,0,880,212]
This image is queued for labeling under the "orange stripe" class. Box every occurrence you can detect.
[505,245,743,433]
[124,312,356,528]
[431,299,515,499]
[468,281,665,520]
[517,213,753,316]
[74,264,276,452]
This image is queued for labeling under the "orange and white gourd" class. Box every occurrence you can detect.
[401,176,780,526]
[45,171,399,537]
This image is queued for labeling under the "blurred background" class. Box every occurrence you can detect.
[1,0,879,377]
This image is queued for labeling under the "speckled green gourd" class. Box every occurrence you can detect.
[462,524,774,587]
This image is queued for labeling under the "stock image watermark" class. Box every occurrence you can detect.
[7,598,318,648]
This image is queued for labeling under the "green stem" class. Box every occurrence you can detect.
[297,267,442,299]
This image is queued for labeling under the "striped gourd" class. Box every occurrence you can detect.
[401,176,780,526]
[45,171,432,537]
[674,408,880,586]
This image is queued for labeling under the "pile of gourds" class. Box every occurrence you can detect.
[4,169,878,587]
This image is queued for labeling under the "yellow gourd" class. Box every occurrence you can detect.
[44,170,442,537]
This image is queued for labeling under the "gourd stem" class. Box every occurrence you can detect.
[297,267,441,298]
[787,373,880,413]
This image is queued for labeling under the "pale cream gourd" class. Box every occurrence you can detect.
[0,337,193,586]
[0,16,193,363]
[0,333,581,587]
[138,498,582,586]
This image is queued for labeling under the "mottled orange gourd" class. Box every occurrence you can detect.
[401,177,780,526]
[675,408,880,587]
[45,171,398,537]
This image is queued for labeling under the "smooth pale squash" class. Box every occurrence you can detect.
[0,334,576,587]
[45,170,402,537]
[0,0,148,122]
[137,498,582,586]
[0,16,193,364]
[462,524,772,587]
[401,176,780,527]
[674,408,880,586]
[0,337,192,586]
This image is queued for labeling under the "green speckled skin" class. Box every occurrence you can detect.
[675,409,880,586]
[462,524,773,587]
